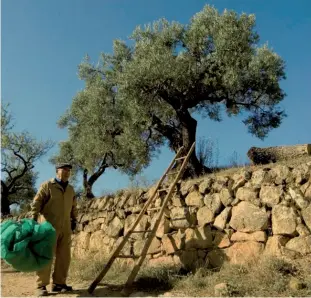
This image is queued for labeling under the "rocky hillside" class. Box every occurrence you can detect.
[69,159,311,270]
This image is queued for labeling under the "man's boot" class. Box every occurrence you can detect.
[52,284,73,293]
[36,286,48,296]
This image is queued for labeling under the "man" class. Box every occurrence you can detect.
[30,163,78,296]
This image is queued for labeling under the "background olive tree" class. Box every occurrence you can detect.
[1,104,53,215]
[56,5,286,193]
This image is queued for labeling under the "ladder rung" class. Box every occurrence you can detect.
[166,171,178,175]
[158,188,168,192]
[147,207,161,211]
[117,255,138,259]
[175,156,186,161]
[130,230,152,233]
[87,142,196,295]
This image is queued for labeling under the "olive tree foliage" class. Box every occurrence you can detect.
[79,5,286,177]
[1,104,54,215]
[51,74,163,198]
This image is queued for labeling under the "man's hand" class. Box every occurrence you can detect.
[71,219,77,232]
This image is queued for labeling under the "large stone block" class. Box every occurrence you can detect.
[231,231,267,242]
[185,190,204,207]
[213,231,231,248]
[292,164,310,184]
[133,238,162,256]
[199,178,214,194]
[301,204,311,231]
[204,193,222,214]
[236,187,260,206]
[105,216,124,238]
[229,201,268,232]
[264,235,289,256]
[213,177,230,192]
[285,236,311,255]
[225,241,264,264]
[124,214,149,239]
[260,185,283,207]
[72,231,91,257]
[184,225,213,249]
[162,232,183,254]
[213,207,232,231]
[272,205,297,235]
[270,165,291,185]
[197,206,215,226]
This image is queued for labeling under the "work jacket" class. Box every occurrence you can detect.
[30,178,77,232]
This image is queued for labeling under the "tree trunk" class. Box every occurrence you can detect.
[83,169,95,199]
[1,181,11,215]
[82,164,108,199]
[84,184,95,199]
[177,110,212,178]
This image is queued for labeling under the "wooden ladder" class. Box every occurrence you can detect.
[88,142,196,295]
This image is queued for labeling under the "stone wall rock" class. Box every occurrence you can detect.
[229,202,268,232]
[272,205,297,235]
[225,241,264,264]
[63,161,311,268]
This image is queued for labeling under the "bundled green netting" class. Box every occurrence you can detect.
[0,218,56,272]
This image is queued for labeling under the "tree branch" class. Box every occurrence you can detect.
[7,150,33,191]
[1,168,16,181]
[150,114,182,151]
[9,184,31,195]
[88,154,109,186]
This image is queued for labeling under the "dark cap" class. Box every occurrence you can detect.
[55,163,72,170]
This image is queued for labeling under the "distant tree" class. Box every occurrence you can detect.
[79,5,286,177]
[51,78,163,198]
[228,150,239,167]
[1,104,54,215]
[4,169,38,209]
[197,137,219,169]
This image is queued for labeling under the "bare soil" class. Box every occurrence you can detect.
[0,261,159,297]
[1,262,122,297]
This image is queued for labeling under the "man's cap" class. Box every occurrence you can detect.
[55,163,72,170]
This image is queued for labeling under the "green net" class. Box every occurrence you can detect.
[0,218,56,272]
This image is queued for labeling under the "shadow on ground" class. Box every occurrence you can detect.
[1,269,19,274]
[72,280,173,297]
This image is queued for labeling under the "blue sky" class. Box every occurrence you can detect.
[2,0,311,196]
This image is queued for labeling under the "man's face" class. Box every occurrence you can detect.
[56,167,71,182]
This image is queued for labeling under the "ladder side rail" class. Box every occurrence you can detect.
[123,142,196,288]
[125,146,184,235]
[88,146,184,293]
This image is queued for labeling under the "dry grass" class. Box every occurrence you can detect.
[68,253,181,294]
[68,254,311,297]
[69,254,131,285]
[172,256,311,297]
[185,155,311,185]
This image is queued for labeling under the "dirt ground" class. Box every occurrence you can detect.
[0,262,160,297]
[1,268,112,297]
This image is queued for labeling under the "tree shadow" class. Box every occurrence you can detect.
[72,281,169,297]
[72,225,229,297]
[165,224,229,271]
[66,284,123,297]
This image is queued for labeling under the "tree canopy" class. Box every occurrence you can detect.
[51,75,163,197]
[57,5,286,189]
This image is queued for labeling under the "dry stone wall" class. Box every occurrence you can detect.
[72,161,311,270]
